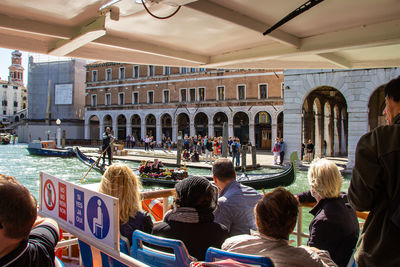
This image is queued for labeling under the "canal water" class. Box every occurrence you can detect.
[0,144,352,243]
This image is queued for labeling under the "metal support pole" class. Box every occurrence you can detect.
[62,130,66,148]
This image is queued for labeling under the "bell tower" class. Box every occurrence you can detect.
[8,50,24,86]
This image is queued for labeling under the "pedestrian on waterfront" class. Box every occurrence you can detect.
[247,140,252,153]
[99,164,153,245]
[101,127,114,166]
[126,134,131,148]
[0,175,60,266]
[167,137,172,152]
[272,137,280,165]
[212,158,262,236]
[152,176,229,261]
[205,138,213,164]
[222,187,336,267]
[131,134,135,148]
[297,158,359,267]
[231,138,240,167]
[306,139,314,162]
[348,76,400,267]
[279,138,286,165]
[228,137,233,156]
[144,135,150,151]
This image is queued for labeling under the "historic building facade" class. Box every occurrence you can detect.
[283,68,400,169]
[17,57,87,142]
[0,50,27,128]
[84,63,284,150]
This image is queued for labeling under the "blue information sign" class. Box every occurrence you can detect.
[74,189,85,231]
[87,196,110,239]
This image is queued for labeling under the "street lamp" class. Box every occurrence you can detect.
[56,119,61,148]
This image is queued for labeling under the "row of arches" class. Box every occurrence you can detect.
[87,111,283,150]
[301,84,388,159]
[302,87,347,157]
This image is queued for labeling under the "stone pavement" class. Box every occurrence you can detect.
[79,147,350,173]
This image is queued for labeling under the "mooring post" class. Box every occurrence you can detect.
[241,144,247,171]
[252,145,257,169]
[222,122,228,158]
[177,131,183,165]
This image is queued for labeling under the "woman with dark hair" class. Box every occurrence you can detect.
[152,176,229,261]
[222,187,336,267]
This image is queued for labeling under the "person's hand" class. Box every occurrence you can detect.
[294,195,300,203]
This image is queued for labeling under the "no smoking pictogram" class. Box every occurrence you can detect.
[43,179,56,211]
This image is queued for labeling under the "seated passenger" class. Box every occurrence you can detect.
[297,158,359,267]
[191,150,199,162]
[152,176,229,261]
[213,159,262,236]
[182,149,190,161]
[151,159,164,173]
[0,175,60,266]
[99,164,153,246]
[222,187,337,267]
[142,161,153,173]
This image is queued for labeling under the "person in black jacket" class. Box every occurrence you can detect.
[297,158,359,267]
[101,127,114,166]
[152,176,229,261]
[349,76,400,267]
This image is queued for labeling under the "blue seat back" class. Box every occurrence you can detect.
[205,247,274,267]
[120,237,130,255]
[130,230,192,267]
[78,240,129,267]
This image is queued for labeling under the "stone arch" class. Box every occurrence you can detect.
[145,114,156,139]
[194,112,208,137]
[233,111,249,143]
[254,111,272,150]
[368,85,386,131]
[89,115,100,140]
[177,113,190,137]
[130,114,142,141]
[213,112,228,138]
[116,114,127,140]
[103,114,113,132]
[277,112,283,138]
[161,113,173,139]
[302,86,347,159]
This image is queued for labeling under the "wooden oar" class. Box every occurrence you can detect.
[79,141,113,184]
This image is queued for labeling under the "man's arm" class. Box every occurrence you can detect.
[348,132,383,212]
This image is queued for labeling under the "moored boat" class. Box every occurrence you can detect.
[27,140,75,157]
[75,147,296,190]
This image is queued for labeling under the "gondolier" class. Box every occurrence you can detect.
[101,127,114,166]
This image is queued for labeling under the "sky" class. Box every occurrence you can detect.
[0,48,29,84]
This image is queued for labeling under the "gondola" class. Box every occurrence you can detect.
[75,147,296,190]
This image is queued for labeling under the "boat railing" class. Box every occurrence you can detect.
[139,190,369,247]
[294,202,368,246]
[54,189,369,265]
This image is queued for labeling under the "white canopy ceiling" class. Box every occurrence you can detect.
[0,0,399,69]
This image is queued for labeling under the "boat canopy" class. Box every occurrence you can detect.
[0,0,399,69]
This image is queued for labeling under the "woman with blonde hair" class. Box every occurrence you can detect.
[99,164,153,245]
[297,158,359,267]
